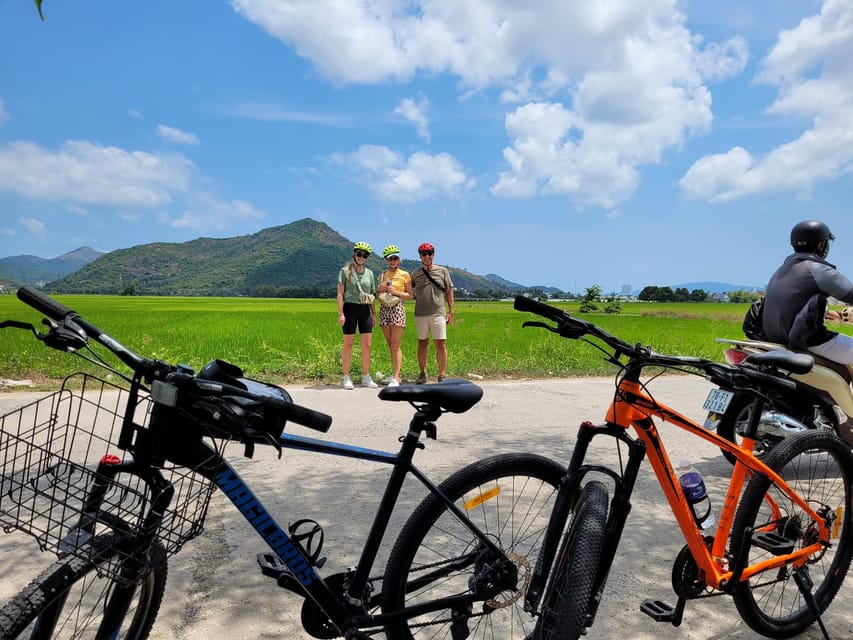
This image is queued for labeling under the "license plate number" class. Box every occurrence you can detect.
[703,388,734,414]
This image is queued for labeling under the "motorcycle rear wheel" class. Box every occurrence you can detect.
[716,392,780,464]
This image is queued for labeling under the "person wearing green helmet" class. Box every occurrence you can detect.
[376,244,414,386]
[337,242,378,390]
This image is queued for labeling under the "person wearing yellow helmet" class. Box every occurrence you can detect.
[337,242,378,389]
[376,244,414,386]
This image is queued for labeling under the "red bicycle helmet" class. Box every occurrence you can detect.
[418,242,434,253]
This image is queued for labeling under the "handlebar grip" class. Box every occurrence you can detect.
[277,400,333,433]
[513,295,563,320]
[17,286,75,321]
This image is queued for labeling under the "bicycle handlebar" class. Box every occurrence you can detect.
[513,295,799,396]
[13,286,333,434]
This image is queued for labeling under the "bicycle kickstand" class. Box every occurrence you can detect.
[792,568,830,640]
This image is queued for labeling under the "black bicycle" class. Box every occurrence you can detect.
[0,287,564,639]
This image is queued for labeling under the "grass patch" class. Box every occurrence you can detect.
[2,295,848,388]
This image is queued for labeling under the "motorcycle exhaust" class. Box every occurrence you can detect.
[738,411,809,439]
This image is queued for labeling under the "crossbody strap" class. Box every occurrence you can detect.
[422,267,445,292]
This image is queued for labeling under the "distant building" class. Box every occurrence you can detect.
[621,284,632,296]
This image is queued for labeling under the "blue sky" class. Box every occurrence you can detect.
[1,0,851,293]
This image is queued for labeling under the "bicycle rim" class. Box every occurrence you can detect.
[381,453,565,640]
[731,431,853,638]
[0,536,167,640]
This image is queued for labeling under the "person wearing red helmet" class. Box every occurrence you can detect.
[411,242,454,383]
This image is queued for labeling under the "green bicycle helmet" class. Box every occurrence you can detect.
[383,244,401,259]
[353,241,372,255]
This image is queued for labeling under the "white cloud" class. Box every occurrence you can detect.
[222,102,351,125]
[0,140,266,233]
[0,140,193,207]
[157,124,200,145]
[333,145,475,202]
[233,0,742,208]
[681,0,853,201]
[164,197,265,232]
[0,98,8,124]
[394,96,431,141]
[20,218,46,238]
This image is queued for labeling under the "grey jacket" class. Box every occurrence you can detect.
[762,252,853,349]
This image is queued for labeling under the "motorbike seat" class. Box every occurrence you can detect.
[718,338,852,383]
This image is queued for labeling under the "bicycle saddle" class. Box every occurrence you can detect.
[378,378,483,413]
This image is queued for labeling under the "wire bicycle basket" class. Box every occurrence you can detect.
[0,373,222,582]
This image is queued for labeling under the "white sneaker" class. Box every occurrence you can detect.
[380,374,395,385]
[388,378,400,387]
[362,374,378,388]
[342,375,354,390]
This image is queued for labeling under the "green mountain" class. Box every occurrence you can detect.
[46,218,525,297]
[0,247,102,286]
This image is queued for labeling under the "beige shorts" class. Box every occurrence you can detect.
[415,314,447,340]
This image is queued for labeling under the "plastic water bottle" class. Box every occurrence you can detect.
[677,460,715,530]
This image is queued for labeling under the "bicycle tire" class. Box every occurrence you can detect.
[381,453,565,640]
[0,534,167,640]
[534,480,608,640]
[730,430,853,638]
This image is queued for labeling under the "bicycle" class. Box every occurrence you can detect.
[0,286,566,640]
[513,295,853,640]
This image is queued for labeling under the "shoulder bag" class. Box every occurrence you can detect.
[377,270,402,306]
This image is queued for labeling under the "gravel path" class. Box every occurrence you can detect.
[2,376,852,639]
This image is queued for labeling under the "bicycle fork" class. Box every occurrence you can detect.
[526,420,646,630]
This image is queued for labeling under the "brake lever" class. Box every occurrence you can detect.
[38,317,88,352]
[0,320,39,336]
[242,428,283,459]
[522,320,558,333]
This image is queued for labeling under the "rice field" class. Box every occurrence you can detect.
[0,294,770,388]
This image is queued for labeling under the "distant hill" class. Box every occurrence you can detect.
[45,219,525,297]
[0,247,102,285]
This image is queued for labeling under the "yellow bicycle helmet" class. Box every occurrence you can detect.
[383,244,401,259]
[353,241,372,255]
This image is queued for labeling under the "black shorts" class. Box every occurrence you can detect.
[342,301,373,335]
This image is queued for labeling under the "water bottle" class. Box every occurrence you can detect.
[677,460,716,530]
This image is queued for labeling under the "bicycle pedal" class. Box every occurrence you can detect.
[640,599,677,622]
[257,552,301,590]
[751,531,795,555]
[257,552,286,579]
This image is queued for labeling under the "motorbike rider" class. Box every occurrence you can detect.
[762,220,853,365]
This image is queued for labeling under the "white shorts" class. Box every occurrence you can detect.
[416,314,447,341]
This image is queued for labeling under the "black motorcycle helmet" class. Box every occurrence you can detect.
[790,220,835,258]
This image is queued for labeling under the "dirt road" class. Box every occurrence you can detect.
[2,376,852,639]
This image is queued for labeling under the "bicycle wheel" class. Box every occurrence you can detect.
[730,431,853,638]
[381,453,565,640]
[0,534,167,639]
[534,480,608,640]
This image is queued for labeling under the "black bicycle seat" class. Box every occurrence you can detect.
[378,379,483,413]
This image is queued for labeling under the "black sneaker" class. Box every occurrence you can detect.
[415,371,427,385]
[437,374,446,382]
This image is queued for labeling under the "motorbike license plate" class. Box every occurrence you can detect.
[703,388,734,414]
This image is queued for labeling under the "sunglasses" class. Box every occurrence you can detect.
[386,255,400,261]
[419,251,434,257]
[354,251,370,259]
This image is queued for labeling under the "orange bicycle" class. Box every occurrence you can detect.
[514,296,853,640]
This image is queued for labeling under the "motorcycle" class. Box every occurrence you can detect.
[703,336,853,464]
